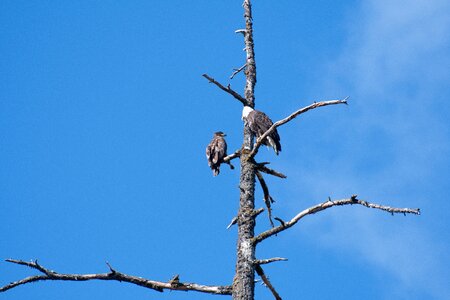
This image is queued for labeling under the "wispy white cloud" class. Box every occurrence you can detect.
[340,0,450,94]
[283,0,450,299]
[311,210,449,299]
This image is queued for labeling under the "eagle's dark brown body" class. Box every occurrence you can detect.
[242,106,281,155]
[206,132,228,176]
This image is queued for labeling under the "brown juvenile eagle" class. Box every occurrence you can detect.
[242,106,281,155]
[206,131,228,176]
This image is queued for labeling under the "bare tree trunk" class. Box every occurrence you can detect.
[242,0,256,107]
[233,155,256,300]
[233,1,257,299]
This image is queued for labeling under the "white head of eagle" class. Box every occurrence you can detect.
[241,106,282,155]
[242,106,254,120]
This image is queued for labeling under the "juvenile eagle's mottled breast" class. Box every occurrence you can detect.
[242,106,281,155]
[206,131,228,176]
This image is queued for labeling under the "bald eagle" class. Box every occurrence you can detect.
[242,106,281,155]
[206,131,228,176]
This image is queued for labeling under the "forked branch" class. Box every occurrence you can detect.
[249,98,349,157]
[230,63,247,79]
[202,74,248,106]
[227,208,265,230]
[0,259,232,295]
[256,171,275,227]
[223,149,241,163]
[222,149,241,171]
[256,162,287,179]
[254,257,288,265]
[253,195,420,244]
[255,265,282,300]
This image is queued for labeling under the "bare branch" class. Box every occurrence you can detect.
[225,161,235,170]
[223,149,241,163]
[227,208,264,230]
[254,258,288,265]
[254,195,420,244]
[253,207,265,217]
[105,261,116,273]
[255,265,282,300]
[168,274,181,287]
[220,149,240,171]
[1,259,232,295]
[230,63,247,79]
[227,216,238,229]
[274,217,285,226]
[256,163,287,179]
[202,74,247,106]
[256,171,275,227]
[249,98,349,158]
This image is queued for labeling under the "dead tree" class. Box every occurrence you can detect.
[0,1,420,299]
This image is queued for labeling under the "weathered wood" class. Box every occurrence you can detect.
[254,196,421,244]
[233,1,257,299]
[234,152,256,300]
[0,259,232,295]
[242,0,256,109]
[249,98,348,158]
[202,74,248,106]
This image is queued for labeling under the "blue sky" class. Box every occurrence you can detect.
[1,1,449,299]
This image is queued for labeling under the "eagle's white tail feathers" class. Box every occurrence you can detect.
[267,136,279,155]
